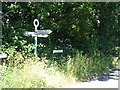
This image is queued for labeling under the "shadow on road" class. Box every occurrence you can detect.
[65,68,119,88]
[92,68,120,81]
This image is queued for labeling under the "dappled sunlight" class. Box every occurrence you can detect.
[0,61,76,88]
[23,61,76,88]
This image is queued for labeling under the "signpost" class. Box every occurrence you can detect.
[24,31,49,38]
[0,54,7,65]
[35,30,52,35]
[53,50,63,54]
[24,19,52,55]
[0,54,7,59]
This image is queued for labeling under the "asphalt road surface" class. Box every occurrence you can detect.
[66,68,120,88]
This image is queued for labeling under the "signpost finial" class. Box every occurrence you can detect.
[33,19,39,30]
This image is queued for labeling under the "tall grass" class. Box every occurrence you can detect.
[0,60,75,89]
[66,53,119,81]
[0,48,119,88]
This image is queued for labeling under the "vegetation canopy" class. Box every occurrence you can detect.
[0,2,119,88]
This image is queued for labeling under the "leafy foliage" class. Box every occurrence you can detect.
[2,2,119,56]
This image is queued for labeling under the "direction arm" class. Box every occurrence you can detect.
[35,30,52,35]
[24,31,35,36]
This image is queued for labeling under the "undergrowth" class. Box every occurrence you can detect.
[0,61,75,89]
[0,46,119,88]
[66,53,119,81]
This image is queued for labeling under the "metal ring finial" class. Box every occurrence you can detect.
[33,19,39,30]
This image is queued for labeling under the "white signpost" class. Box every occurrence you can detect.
[24,19,52,55]
[0,54,7,65]
[53,50,63,54]
[25,31,49,38]
[0,54,7,59]
[35,30,52,35]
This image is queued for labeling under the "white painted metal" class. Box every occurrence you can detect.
[24,31,35,36]
[53,50,63,54]
[33,19,39,55]
[0,54,7,58]
[24,31,49,38]
[36,30,52,35]
[36,34,48,38]
[33,19,39,30]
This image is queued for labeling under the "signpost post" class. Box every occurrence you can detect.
[33,19,39,55]
[24,19,52,56]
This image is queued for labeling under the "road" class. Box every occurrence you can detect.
[65,68,120,88]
